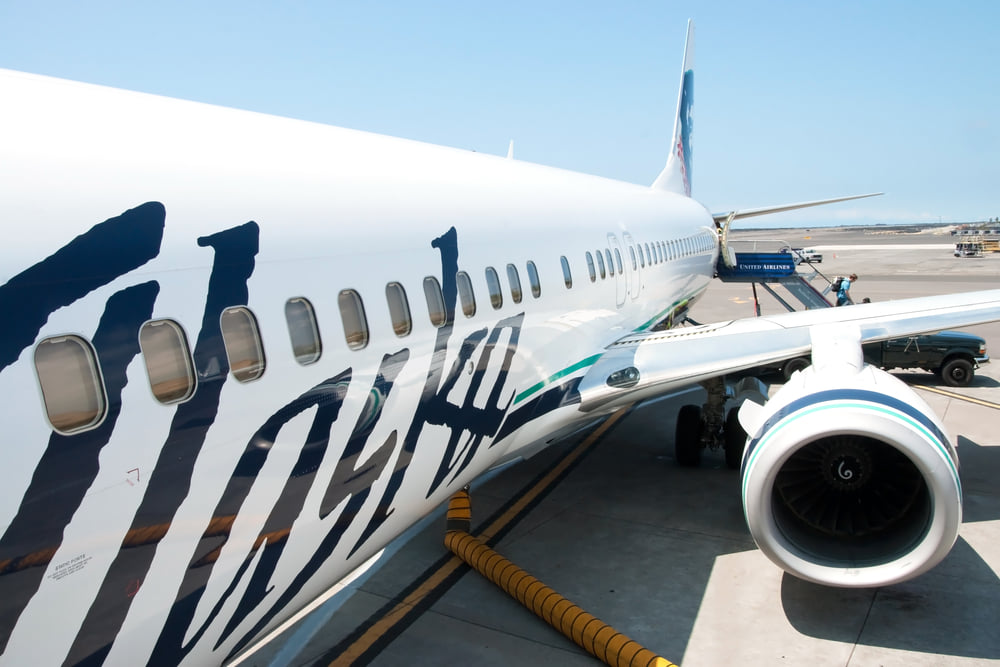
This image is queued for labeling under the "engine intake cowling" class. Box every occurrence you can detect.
[739,364,961,588]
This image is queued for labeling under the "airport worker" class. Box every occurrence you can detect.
[836,273,858,306]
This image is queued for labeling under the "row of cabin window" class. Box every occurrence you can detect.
[583,233,715,282]
[34,236,716,435]
[31,259,567,435]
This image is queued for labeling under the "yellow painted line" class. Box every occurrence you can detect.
[477,406,631,542]
[327,405,633,666]
[914,384,1000,410]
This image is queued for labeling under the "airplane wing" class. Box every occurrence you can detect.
[576,289,1000,412]
[711,192,884,224]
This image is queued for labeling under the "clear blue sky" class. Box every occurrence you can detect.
[2,1,998,227]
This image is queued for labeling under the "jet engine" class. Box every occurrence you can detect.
[737,329,962,588]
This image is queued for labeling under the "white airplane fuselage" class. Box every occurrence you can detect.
[0,70,716,665]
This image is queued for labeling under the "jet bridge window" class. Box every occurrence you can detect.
[386,282,412,337]
[284,297,322,365]
[423,277,447,328]
[221,306,266,381]
[506,264,523,304]
[485,266,503,309]
[560,256,573,289]
[139,319,196,403]
[34,334,106,433]
[526,261,541,298]
[337,290,369,350]
[585,252,597,282]
[457,271,477,317]
[595,250,606,278]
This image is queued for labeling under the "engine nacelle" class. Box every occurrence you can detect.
[738,362,962,588]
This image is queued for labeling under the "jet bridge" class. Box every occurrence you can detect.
[715,241,834,314]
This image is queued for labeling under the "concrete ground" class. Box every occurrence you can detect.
[249,228,1000,667]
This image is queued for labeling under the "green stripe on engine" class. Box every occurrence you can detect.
[741,401,959,505]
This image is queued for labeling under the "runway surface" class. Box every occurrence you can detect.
[249,227,1000,667]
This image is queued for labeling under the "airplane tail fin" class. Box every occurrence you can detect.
[652,20,694,196]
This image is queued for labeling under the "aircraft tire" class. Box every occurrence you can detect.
[724,407,745,470]
[675,404,703,467]
[782,357,810,381]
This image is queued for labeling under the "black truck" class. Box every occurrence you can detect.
[776,330,989,386]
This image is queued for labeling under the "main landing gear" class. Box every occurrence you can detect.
[675,376,768,469]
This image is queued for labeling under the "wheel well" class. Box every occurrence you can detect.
[940,352,975,368]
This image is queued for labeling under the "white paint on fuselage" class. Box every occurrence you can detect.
[0,68,717,665]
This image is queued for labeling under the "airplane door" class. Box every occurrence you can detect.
[622,232,641,300]
[608,233,626,308]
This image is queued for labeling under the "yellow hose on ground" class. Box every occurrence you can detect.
[444,489,677,667]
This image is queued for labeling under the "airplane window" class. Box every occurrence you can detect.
[526,260,541,298]
[34,335,106,433]
[385,282,412,337]
[605,249,614,276]
[337,290,369,350]
[139,319,196,403]
[506,264,523,304]
[284,297,322,365]
[457,271,477,317]
[221,306,266,381]
[485,266,503,309]
[560,256,572,288]
[585,252,597,282]
[595,250,606,279]
[638,245,646,268]
[423,276,447,328]
[629,246,638,271]
[614,248,623,274]
[645,243,652,265]
[658,241,664,263]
